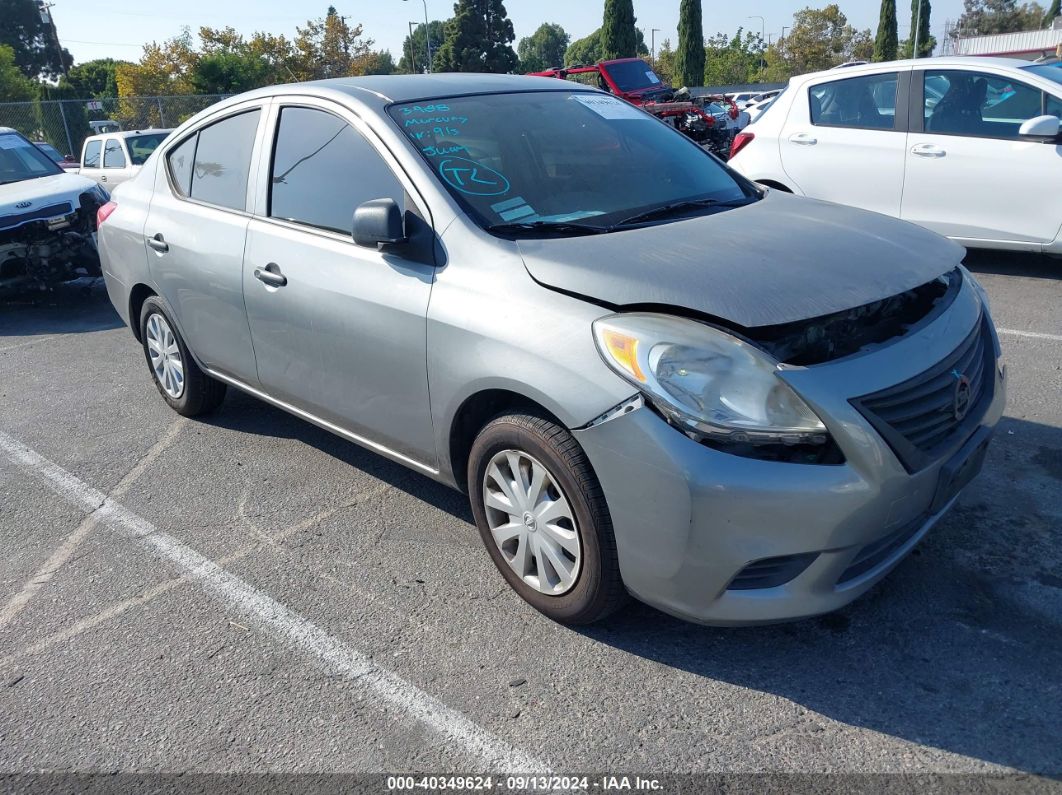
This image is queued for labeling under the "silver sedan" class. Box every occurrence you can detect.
[97,74,1005,625]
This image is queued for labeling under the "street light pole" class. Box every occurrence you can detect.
[912,0,924,59]
[651,28,661,62]
[404,0,431,73]
[407,21,418,74]
[748,15,766,71]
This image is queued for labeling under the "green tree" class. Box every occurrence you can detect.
[899,0,935,57]
[874,0,899,60]
[361,51,396,75]
[190,51,272,94]
[293,6,375,79]
[0,0,71,79]
[652,38,676,84]
[954,0,1045,36]
[675,0,705,87]
[703,29,765,85]
[434,0,518,73]
[564,27,648,66]
[517,23,569,73]
[59,59,127,98]
[765,5,873,79]
[601,0,638,59]
[0,43,37,102]
[1046,0,1061,24]
[398,20,446,73]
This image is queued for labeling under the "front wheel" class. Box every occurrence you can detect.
[467,413,627,624]
[139,296,226,417]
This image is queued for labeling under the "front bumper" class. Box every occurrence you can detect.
[574,276,1006,625]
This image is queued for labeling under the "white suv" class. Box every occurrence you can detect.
[729,57,1062,254]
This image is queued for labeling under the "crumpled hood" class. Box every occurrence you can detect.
[517,191,965,328]
[0,172,99,229]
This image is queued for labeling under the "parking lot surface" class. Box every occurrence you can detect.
[1,253,1060,786]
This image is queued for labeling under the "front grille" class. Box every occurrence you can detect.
[0,201,74,231]
[727,553,818,590]
[851,314,993,472]
[837,515,925,585]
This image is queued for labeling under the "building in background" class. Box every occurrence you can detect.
[942,18,1062,61]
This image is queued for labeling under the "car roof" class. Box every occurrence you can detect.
[796,56,1040,82]
[83,129,174,141]
[241,73,581,106]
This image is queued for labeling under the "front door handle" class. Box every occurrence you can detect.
[146,233,168,253]
[911,143,946,158]
[788,132,818,145]
[254,263,287,288]
[100,175,108,182]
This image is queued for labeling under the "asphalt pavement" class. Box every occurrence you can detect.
[0,253,1059,791]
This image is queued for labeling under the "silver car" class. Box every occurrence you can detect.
[98,75,1005,626]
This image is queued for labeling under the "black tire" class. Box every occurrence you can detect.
[467,413,627,624]
[139,296,226,417]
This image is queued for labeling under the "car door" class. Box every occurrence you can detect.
[143,102,265,386]
[901,67,1062,246]
[101,137,128,187]
[241,100,437,468]
[779,69,910,217]
[80,138,103,185]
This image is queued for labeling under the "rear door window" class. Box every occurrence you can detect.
[809,72,898,130]
[187,110,261,211]
[83,139,102,168]
[103,139,126,168]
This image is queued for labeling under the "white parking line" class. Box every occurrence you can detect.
[0,418,186,630]
[997,328,1062,343]
[0,431,548,774]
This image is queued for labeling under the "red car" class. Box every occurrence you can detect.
[33,141,79,171]
[529,58,738,157]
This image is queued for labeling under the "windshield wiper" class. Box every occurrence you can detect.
[613,196,756,228]
[487,220,609,237]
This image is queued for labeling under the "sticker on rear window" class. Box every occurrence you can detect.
[571,95,648,120]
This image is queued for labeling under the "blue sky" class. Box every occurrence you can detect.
[55,0,963,67]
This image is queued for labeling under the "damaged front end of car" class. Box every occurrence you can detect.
[0,187,107,296]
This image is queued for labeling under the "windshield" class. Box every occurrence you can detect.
[125,133,169,165]
[35,142,64,162]
[0,132,62,183]
[389,91,753,234]
[602,60,664,92]
[1021,63,1062,87]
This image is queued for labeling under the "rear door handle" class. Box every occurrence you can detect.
[146,233,168,253]
[911,143,946,158]
[788,132,817,145]
[100,175,108,182]
[254,263,287,288]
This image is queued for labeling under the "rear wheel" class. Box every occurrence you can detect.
[467,413,627,624]
[139,297,226,417]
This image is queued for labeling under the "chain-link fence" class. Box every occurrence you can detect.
[0,94,231,161]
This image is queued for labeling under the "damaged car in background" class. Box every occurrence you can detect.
[1,127,108,296]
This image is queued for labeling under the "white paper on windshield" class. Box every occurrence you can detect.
[646,70,660,83]
[572,94,648,120]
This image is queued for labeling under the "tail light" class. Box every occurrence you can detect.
[97,200,117,227]
[730,132,755,160]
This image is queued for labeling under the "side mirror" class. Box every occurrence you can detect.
[352,198,407,248]
[1018,114,1061,141]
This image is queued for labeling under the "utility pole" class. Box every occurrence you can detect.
[651,28,661,62]
[37,1,68,76]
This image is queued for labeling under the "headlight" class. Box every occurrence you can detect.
[593,313,828,446]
